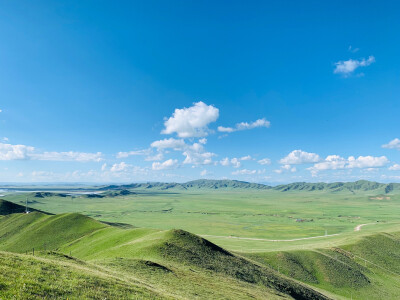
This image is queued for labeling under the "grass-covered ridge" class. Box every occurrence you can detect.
[95,179,400,193]
[245,232,400,299]
[0,202,329,299]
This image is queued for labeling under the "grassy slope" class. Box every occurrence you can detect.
[1,199,399,299]
[0,251,166,299]
[0,208,327,299]
[245,232,400,299]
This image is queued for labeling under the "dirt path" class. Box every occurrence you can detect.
[354,223,376,231]
[202,222,377,243]
[200,233,341,242]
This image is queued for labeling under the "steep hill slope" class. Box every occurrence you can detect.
[0,251,166,299]
[245,232,400,299]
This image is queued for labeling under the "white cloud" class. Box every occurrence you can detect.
[111,162,130,172]
[308,155,389,176]
[220,157,230,166]
[347,156,389,169]
[150,138,186,150]
[240,155,252,161]
[218,118,270,133]
[219,157,242,168]
[282,164,297,172]
[230,158,241,168]
[334,56,375,76]
[33,151,103,162]
[258,158,271,165]
[275,164,297,174]
[308,155,346,173]
[389,164,400,171]
[116,149,151,158]
[0,143,34,160]
[198,138,207,144]
[0,142,103,162]
[0,109,2,112]
[150,138,215,166]
[101,163,107,171]
[348,46,359,53]
[382,138,400,150]
[183,143,215,165]
[217,126,235,133]
[279,150,320,165]
[200,169,208,176]
[232,169,257,175]
[2,137,8,142]
[152,159,178,170]
[161,101,219,138]
[145,152,164,161]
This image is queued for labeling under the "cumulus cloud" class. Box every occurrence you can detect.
[334,56,375,76]
[200,169,209,176]
[116,149,151,158]
[389,164,400,171]
[198,138,207,145]
[150,138,186,151]
[110,162,130,172]
[0,142,103,162]
[218,118,270,133]
[258,158,271,165]
[382,138,400,150]
[219,157,242,168]
[240,155,252,161]
[161,101,219,138]
[183,143,215,165]
[0,143,34,160]
[347,156,389,169]
[232,169,257,175]
[145,152,164,161]
[152,159,178,170]
[308,155,389,176]
[274,164,297,174]
[151,138,215,166]
[279,150,320,165]
[33,151,103,162]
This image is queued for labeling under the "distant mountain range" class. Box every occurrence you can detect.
[98,179,400,193]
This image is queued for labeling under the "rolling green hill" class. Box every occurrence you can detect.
[0,201,329,299]
[95,179,400,193]
[1,199,399,299]
[245,232,400,299]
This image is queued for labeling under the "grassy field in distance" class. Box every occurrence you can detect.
[4,189,400,252]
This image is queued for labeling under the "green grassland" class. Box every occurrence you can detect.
[1,180,400,299]
[3,184,400,252]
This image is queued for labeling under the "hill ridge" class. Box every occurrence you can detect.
[98,179,400,193]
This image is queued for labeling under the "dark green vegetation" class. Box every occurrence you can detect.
[1,180,400,299]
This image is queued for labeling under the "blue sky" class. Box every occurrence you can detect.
[1,0,400,183]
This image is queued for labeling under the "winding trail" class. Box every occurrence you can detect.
[201,222,379,243]
[354,223,376,231]
[200,233,341,242]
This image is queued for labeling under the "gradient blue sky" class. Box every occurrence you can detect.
[1,0,400,183]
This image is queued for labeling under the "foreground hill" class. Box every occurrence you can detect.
[1,200,399,299]
[0,201,329,299]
